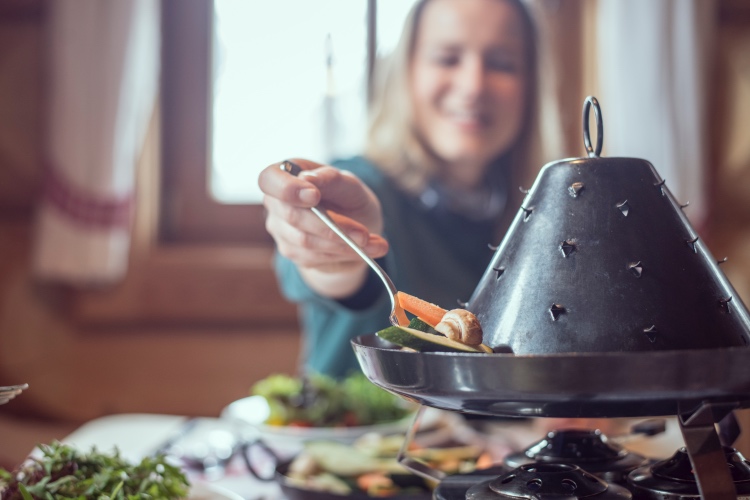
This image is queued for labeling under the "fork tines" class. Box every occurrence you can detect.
[0,384,28,405]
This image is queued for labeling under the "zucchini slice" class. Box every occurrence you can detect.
[377,325,485,353]
[406,317,436,333]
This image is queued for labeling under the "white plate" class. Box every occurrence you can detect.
[188,482,245,500]
[220,396,443,455]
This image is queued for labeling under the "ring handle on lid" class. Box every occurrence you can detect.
[582,96,604,158]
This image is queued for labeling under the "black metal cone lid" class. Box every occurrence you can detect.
[468,98,750,355]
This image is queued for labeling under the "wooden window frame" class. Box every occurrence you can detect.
[161,0,267,244]
[160,0,377,244]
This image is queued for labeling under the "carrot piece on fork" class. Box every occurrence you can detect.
[396,291,447,327]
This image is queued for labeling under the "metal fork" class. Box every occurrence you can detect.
[0,384,28,405]
[280,161,408,327]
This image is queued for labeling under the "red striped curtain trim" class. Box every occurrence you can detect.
[43,165,134,229]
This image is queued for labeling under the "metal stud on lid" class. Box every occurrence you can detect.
[467,97,750,355]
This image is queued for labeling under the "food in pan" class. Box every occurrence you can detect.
[0,442,189,499]
[379,293,492,353]
[284,433,483,496]
[434,309,483,345]
[377,319,489,353]
[251,372,412,428]
[395,292,448,328]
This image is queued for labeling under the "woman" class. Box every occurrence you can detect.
[258,0,558,378]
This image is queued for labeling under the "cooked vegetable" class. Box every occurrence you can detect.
[286,472,352,495]
[284,433,483,495]
[396,292,447,327]
[342,373,413,425]
[251,373,412,427]
[435,309,484,346]
[357,472,398,496]
[302,441,403,477]
[407,317,436,333]
[252,373,345,427]
[396,294,490,352]
[0,442,189,500]
[377,324,486,353]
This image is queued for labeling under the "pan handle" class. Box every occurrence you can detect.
[240,439,281,482]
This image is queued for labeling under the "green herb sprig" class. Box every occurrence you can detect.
[0,442,189,500]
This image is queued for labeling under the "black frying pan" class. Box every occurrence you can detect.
[352,334,750,418]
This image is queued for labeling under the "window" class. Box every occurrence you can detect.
[161,0,418,243]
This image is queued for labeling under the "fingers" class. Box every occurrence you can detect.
[264,197,360,243]
[269,215,389,269]
[260,158,388,272]
[264,198,388,258]
[276,238,388,270]
[258,158,325,207]
[297,167,375,213]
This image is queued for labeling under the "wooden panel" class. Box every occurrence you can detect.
[537,0,587,157]
[720,0,750,24]
[0,0,42,20]
[73,245,298,326]
[0,10,43,214]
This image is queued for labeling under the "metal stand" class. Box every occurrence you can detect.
[678,401,739,500]
[401,400,745,498]
[397,405,446,482]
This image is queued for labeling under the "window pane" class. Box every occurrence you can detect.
[211,0,368,203]
[376,0,420,56]
[210,0,420,204]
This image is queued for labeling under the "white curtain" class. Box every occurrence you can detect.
[33,0,159,285]
[597,0,714,229]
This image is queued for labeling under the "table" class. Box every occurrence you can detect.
[62,413,283,500]
[60,413,686,500]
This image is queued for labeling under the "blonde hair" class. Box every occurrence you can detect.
[365,0,561,201]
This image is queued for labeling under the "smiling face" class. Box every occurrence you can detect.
[409,0,529,189]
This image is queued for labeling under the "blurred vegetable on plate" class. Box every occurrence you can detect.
[250,373,412,428]
[279,433,483,497]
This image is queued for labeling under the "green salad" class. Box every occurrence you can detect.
[252,373,412,428]
[0,442,189,500]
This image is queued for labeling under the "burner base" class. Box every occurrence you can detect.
[433,467,506,500]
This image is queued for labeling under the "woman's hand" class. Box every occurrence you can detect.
[258,159,389,299]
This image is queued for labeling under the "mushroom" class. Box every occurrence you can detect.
[435,309,483,346]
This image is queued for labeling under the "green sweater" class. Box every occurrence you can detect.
[275,156,499,378]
